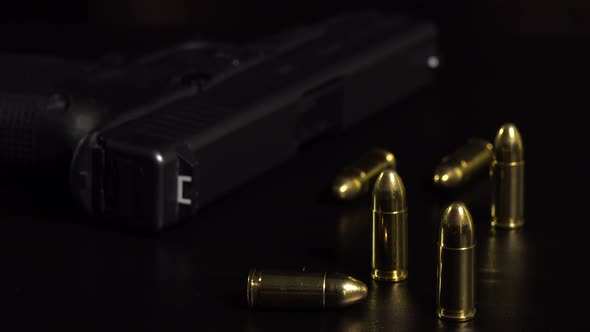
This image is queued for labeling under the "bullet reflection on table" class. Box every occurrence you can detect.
[478,227,527,308]
[365,280,416,330]
[321,314,365,332]
[435,318,475,331]
[245,304,365,332]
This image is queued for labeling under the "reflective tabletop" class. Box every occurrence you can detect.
[1,60,585,331]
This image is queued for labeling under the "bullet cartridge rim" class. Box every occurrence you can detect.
[247,269,261,307]
[493,160,525,167]
[491,217,525,229]
[437,307,476,322]
[371,269,408,282]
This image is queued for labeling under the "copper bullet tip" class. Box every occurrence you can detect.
[332,172,363,200]
[440,202,475,249]
[332,148,396,200]
[433,164,463,188]
[324,273,368,307]
[433,138,494,188]
[494,123,524,163]
[372,169,406,213]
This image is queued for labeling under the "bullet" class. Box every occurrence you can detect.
[371,169,408,282]
[333,148,396,200]
[247,269,368,309]
[433,138,494,188]
[436,202,476,322]
[491,123,525,229]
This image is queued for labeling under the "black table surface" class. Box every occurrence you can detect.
[2,55,588,331]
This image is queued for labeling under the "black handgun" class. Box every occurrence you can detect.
[0,12,438,231]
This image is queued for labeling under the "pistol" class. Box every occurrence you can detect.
[0,12,438,231]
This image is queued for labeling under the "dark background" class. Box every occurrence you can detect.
[4,0,590,56]
[3,0,590,133]
[1,1,589,331]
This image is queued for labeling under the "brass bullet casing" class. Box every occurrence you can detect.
[436,202,476,322]
[333,148,396,200]
[247,269,368,309]
[433,138,494,188]
[371,169,408,282]
[491,123,525,229]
